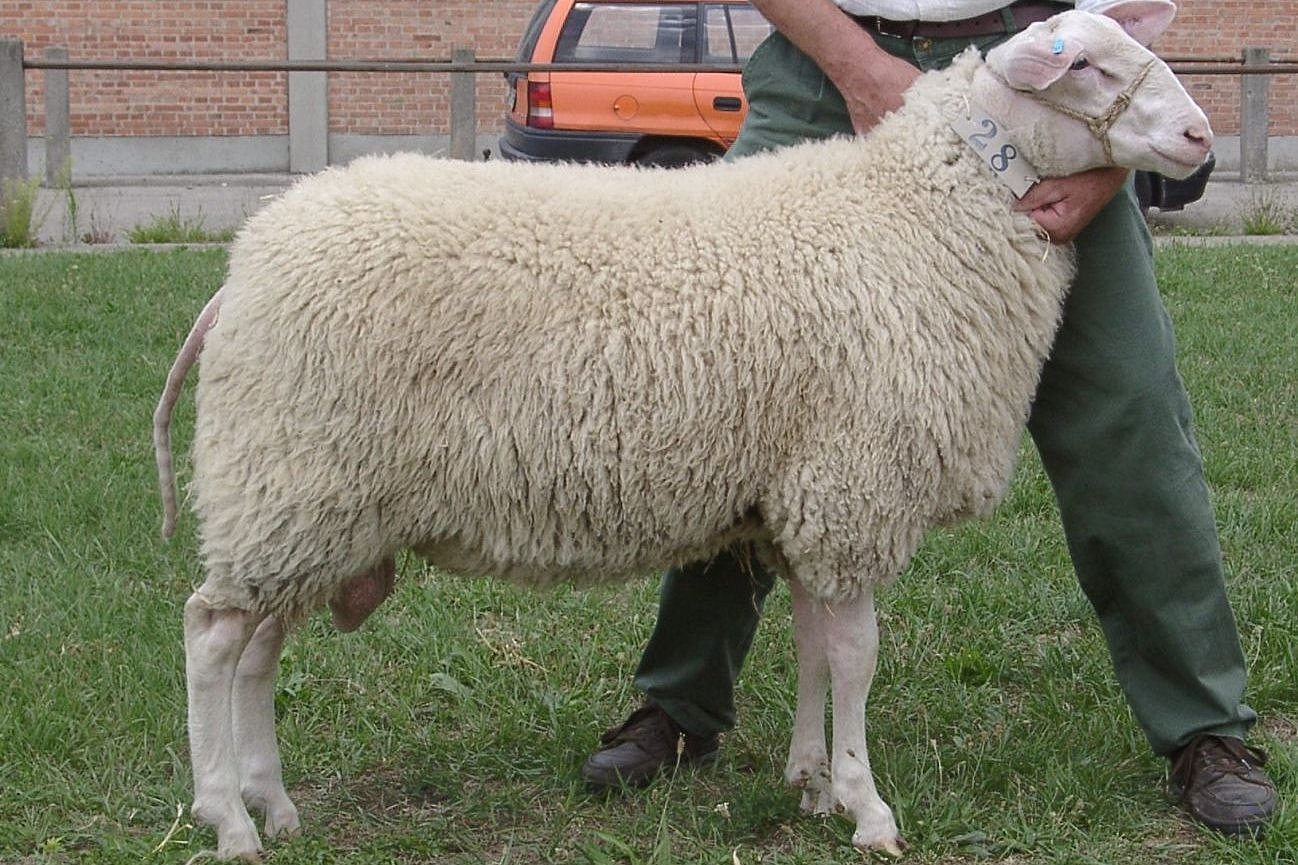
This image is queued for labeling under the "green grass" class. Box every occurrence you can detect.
[0,246,1294,864]
[1238,188,1297,237]
[1,176,46,248]
[126,209,235,245]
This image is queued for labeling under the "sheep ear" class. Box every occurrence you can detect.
[1076,0,1177,45]
[995,25,1086,91]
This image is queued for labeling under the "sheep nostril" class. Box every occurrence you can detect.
[1184,125,1213,152]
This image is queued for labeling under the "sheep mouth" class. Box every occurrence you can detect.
[1149,147,1211,179]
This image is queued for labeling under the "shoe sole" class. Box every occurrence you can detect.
[1196,816,1268,840]
[582,748,720,793]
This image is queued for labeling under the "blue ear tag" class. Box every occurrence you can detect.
[1051,38,1066,54]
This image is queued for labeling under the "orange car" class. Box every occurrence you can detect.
[499,0,773,167]
[499,0,1213,208]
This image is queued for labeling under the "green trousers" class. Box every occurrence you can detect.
[635,27,1256,757]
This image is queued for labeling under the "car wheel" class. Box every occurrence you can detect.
[633,143,719,169]
[1133,169,1156,211]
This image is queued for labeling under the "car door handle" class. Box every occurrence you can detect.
[713,96,742,112]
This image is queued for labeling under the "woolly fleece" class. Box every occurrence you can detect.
[187,49,1073,624]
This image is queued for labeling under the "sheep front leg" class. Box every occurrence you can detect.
[184,592,265,860]
[785,579,833,813]
[233,616,300,839]
[823,587,905,856]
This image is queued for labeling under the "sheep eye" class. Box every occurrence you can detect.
[1069,56,1090,71]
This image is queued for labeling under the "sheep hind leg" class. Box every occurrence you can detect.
[822,586,905,856]
[184,591,266,860]
[232,615,300,839]
[785,579,833,813]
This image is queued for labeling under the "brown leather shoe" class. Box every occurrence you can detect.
[1167,735,1277,837]
[581,701,720,791]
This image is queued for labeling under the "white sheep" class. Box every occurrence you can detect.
[154,5,1212,858]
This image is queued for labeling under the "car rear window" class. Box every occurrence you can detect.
[554,2,695,64]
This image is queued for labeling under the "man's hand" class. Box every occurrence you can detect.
[836,53,922,135]
[1014,167,1129,243]
[751,0,919,135]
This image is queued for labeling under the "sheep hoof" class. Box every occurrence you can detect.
[853,831,907,858]
[210,839,263,863]
[848,800,906,858]
[263,801,301,839]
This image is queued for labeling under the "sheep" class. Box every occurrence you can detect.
[154,5,1212,859]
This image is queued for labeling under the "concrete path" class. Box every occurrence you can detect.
[32,174,292,246]
[1144,174,1298,238]
[26,170,1298,247]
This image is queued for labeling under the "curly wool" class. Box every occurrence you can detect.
[186,49,1073,623]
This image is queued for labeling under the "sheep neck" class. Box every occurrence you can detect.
[903,55,1041,199]
[947,103,1041,199]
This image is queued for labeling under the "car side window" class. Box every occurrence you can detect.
[702,4,772,64]
[554,2,696,64]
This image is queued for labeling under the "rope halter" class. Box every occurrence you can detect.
[993,57,1158,165]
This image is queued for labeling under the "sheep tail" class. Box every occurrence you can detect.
[154,287,223,539]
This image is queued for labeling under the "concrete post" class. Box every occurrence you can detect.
[0,39,28,204]
[287,0,328,173]
[43,46,71,186]
[1239,47,1270,183]
[449,47,476,161]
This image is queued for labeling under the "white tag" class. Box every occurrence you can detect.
[950,108,1039,199]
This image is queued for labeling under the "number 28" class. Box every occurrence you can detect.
[968,118,1017,173]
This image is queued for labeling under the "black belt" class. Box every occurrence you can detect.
[853,1,1070,40]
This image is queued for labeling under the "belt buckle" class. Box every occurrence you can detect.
[874,15,918,39]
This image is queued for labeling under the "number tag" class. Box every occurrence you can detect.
[950,109,1039,199]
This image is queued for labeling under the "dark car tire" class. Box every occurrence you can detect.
[1133,169,1157,211]
[633,143,719,168]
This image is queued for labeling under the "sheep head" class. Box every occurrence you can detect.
[975,0,1211,180]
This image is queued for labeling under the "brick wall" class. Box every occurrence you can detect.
[1158,0,1296,140]
[2,0,1294,140]
[326,1,529,134]
[7,1,288,136]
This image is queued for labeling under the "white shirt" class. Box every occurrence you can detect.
[834,0,1073,22]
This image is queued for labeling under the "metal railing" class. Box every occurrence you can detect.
[2,38,1295,204]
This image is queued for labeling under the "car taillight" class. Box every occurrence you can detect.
[527,82,554,130]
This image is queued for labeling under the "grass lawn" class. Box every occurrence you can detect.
[0,245,1294,864]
